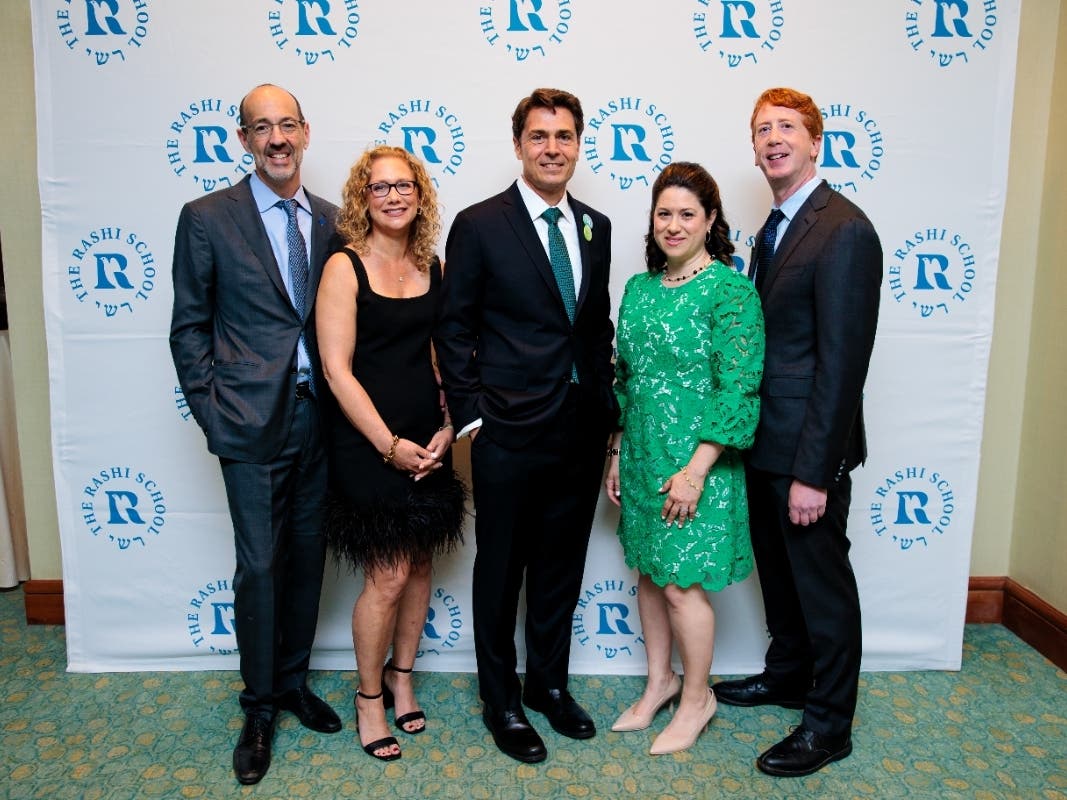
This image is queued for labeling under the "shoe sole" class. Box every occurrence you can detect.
[756,741,853,777]
[546,724,595,740]
[715,695,806,710]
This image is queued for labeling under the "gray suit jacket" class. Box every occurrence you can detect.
[170,175,338,463]
[747,180,882,487]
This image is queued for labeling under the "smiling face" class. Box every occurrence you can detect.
[236,85,309,197]
[751,103,821,203]
[653,187,716,268]
[513,106,579,205]
[366,155,419,236]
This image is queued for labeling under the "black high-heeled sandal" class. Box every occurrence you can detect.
[382,660,427,735]
[354,689,401,761]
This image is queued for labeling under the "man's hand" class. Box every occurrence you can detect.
[788,480,827,526]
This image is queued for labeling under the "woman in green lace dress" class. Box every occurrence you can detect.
[605,162,764,755]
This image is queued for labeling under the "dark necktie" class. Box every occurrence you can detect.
[541,207,578,382]
[541,207,576,323]
[278,199,309,317]
[752,208,785,291]
[277,199,313,392]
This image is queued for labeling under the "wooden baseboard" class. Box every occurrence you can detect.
[23,579,64,624]
[966,576,1006,623]
[968,576,1067,671]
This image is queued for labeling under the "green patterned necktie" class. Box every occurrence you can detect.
[541,206,578,382]
[541,207,576,323]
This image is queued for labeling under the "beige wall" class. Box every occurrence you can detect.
[2,3,61,579]
[1005,1,1067,612]
[4,4,1065,614]
[971,0,1059,578]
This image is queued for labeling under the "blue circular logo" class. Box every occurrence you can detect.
[418,586,467,658]
[572,577,643,661]
[64,226,158,319]
[584,96,676,192]
[51,0,150,68]
[373,99,468,187]
[692,0,785,68]
[887,225,977,319]
[869,466,956,552]
[478,0,574,62]
[165,99,251,193]
[818,102,887,195]
[265,0,361,66]
[79,466,168,552]
[904,0,1000,67]
[187,579,238,655]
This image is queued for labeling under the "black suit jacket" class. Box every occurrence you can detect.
[435,181,617,448]
[748,180,882,487]
[170,175,338,463]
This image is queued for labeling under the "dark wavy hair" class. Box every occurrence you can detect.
[511,88,585,140]
[645,162,734,273]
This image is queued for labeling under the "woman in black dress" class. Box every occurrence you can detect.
[316,146,465,761]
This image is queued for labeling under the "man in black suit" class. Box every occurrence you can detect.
[435,88,617,763]
[170,84,341,785]
[712,87,882,777]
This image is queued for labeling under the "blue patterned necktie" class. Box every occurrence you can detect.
[277,198,313,392]
[541,206,579,382]
[541,207,576,323]
[752,208,785,291]
[278,199,309,317]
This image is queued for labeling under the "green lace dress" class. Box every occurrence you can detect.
[614,261,765,590]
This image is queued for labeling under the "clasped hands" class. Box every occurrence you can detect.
[387,428,455,481]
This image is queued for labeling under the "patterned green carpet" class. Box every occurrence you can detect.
[1,586,1064,800]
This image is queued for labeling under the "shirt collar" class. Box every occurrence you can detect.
[515,176,572,225]
[249,172,310,215]
[777,175,822,221]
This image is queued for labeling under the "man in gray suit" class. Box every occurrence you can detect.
[170,84,340,785]
[713,87,881,778]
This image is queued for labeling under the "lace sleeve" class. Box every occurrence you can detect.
[698,272,765,449]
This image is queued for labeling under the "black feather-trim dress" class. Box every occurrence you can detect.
[323,250,466,571]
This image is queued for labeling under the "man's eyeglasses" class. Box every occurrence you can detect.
[241,119,305,140]
[365,180,417,198]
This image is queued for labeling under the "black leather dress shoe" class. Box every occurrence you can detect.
[277,686,342,733]
[483,705,547,763]
[711,674,807,710]
[233,714,274,785]
[756,725,852,777]
[523,688,596,740]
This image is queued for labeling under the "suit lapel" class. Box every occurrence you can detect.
[570,197,594,315]
[502,183,572,320]
[225,176,292,309]
[762,180,831,296]
[305,191,331,320]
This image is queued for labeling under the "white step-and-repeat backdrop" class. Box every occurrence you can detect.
[31,1,1019,675]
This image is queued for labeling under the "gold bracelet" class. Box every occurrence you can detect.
[382,434,400,464]
[681,466,702,492]
[439,422,454,431]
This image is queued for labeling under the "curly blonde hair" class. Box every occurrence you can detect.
[334,146,442,271]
